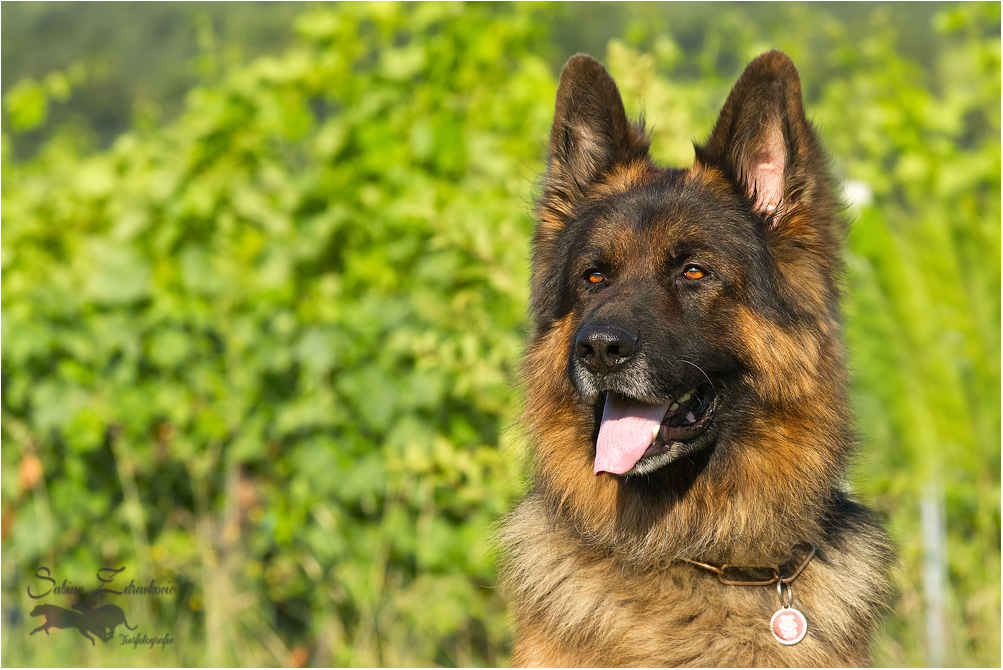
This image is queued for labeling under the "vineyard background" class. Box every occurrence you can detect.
[2,2,999,667]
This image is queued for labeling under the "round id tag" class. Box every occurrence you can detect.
[770,607,807,645]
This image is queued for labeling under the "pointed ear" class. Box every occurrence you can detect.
[541,55,650,223]
[695,51,836,236]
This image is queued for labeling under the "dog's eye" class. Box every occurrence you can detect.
[584,269,605,285]
[683,265,706,280]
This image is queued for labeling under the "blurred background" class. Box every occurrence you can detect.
[1,2,998,666]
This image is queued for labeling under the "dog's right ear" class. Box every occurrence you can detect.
[694,51,837,247]
[540,55,650,225]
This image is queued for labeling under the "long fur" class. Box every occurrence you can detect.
[502,51,893,667]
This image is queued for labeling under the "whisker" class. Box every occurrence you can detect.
[678,359,717,395]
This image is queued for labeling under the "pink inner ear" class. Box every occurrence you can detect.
[748,126,785,216]
[753,162,784,214]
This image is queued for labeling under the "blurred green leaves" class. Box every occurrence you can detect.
[3,3,549,665]
[3,66,83,132]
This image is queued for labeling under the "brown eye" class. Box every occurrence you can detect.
[683,265,706,280]
[585,270,605,284]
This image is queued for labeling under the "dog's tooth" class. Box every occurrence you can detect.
[652,425,661,441]
[669,402,680,411]
[677,392,692,404]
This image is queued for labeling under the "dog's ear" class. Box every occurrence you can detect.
[695,51,838,243]
[541,55,650,223]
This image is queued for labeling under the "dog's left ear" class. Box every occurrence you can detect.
[541,55,650,223]
[695,51,837,240]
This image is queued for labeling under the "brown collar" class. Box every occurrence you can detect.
[683,544,816,586]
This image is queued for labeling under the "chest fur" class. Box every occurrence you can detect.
[504,500,883,667]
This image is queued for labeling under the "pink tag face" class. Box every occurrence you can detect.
[770,607,808,645]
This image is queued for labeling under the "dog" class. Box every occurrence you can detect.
[501,51,893,667]
[72,602,138,641]
[30,604,99,645]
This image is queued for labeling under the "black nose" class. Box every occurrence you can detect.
[575,324,638,375]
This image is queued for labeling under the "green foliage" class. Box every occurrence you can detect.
[2,2,999,667]
[2,65,83,132]
[0,2,307,155]
[3,3,552,665]
[832,6,1002,664]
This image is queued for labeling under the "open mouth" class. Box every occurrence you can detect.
[594,387,716,476]
[648,387,716,448]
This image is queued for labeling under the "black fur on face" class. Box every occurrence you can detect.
[529,51,847,477]
[531,51,843,339]
[557,174,797,468]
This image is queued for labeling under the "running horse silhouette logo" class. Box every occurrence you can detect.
[30,603,137,645]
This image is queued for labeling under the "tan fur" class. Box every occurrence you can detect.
[593,160,657,198]
[503,498,888,667]
[503,51,892,667]
[733,307,842,406]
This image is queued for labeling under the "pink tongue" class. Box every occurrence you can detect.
[595,393,670,475]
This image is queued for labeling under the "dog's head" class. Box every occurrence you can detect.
[525,52,849,561]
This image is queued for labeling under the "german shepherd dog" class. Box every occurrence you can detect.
[502,52,893,667]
